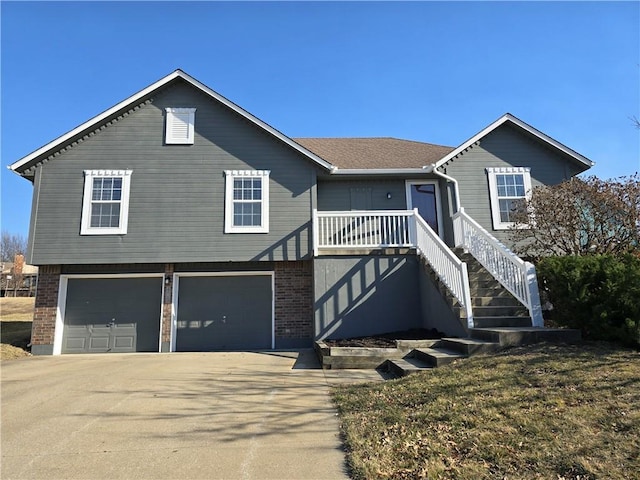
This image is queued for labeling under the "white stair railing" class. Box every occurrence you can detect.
[313,209,475,328]
[413,210,474,328]
[453,207,543,327]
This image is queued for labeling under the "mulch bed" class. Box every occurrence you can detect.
[323,328,444,348]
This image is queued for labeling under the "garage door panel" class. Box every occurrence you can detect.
[62,277,162,354]
[88,336,110,350]
[176,275,272,351]
[64,337,87,352]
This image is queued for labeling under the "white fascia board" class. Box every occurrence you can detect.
[331,166,434,176]
[9,70,335,173]
[434,113,594,170]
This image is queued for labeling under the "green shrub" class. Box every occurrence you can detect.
[537,254,640,347]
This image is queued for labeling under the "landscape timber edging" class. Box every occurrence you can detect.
[314,339,439,370]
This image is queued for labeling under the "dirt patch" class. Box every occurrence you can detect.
[324,328,444,348]
[1,344,31,360]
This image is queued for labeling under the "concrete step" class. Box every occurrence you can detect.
[453,306,528,319]
[470,327,582,347]
[472,316,532,328]
[412,347,467,367]
[472,305,529,317]
[438,337,500,356]
[469,287,516,297]
[466,271,500,281]
[451,290,517,308]
[469,276,506,290]
[385,357,433,377]
[471,296,523,307]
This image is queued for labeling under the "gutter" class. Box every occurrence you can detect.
[330,166,435,176]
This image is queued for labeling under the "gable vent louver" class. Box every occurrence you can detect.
[165,107,196,144]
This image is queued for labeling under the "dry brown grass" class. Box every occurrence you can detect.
[1,297,34,360]
[0,297,35,320]
[333,342,640,480]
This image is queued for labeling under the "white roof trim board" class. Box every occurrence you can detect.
[9,69,334,173]
[434,113,594,169]
[330,167,434,175]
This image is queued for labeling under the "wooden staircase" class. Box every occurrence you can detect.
[387,250,581,377]
[457,250,532,328]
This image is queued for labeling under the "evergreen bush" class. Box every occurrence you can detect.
[537,254,640,347]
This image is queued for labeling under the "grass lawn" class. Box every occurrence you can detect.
[333,342,640,480]
[0,297,34,360]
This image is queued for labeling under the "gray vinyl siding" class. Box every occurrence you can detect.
[317,178,455,245]
[29,80,319,264]
[441,123,586,245]
[314,255,422,340]
[317,179,407,211]
[25,168,41,264]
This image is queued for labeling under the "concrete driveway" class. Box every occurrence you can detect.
[1,350,380,480]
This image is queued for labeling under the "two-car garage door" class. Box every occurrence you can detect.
[60,273,273,354]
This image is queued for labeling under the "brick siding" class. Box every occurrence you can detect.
[32,265,61,346]
[274,261,313,340]
[162,263,174,345]
[31,261,313,352]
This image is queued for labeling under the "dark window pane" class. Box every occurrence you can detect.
[92,179,102,200]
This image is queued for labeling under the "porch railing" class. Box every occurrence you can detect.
[313,210,415,254]
[313,209,474,327]
[452,207,543,327]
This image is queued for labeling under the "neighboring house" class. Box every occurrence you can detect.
[9,70,593,355]
[1,254,38,297]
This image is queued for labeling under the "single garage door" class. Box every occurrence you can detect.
[176,274,273,351]
[62,277,163,354]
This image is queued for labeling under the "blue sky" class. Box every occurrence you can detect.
[2,1,639,238]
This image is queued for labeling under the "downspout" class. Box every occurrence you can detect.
[428,163,461,214]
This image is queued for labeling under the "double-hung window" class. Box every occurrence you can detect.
[80,170,132,235]
[486,167,532,230]
[224,170,270,233]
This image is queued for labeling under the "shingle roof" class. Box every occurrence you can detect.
[293,137,455,170]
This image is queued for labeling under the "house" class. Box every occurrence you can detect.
[1,254,38,297]
[9,70,593,355]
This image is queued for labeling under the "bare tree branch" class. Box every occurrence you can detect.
[1,231,28,263]
[509,174,640,259]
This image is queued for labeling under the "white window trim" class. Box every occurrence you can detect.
[165,107,196,144]
[486,167,532,230]
[80,169,133,235]
[224,170,270,233]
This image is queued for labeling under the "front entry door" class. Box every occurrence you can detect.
[407,181,441,235]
